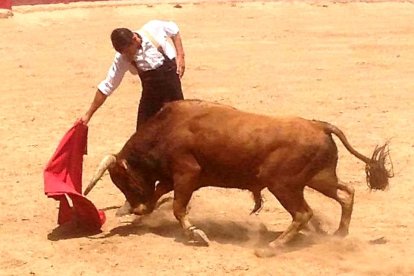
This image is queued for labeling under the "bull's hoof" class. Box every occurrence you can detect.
[155,196,173,209]
[254,247,277,258]
[188,227,210,246]
[334,228,349,237]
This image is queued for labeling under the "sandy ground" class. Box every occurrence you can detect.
[1,1,414,275]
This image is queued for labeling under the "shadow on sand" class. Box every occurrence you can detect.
[86,211,320,253]
[46,205,121,241]
[47,221,103,241]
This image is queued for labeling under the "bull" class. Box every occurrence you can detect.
[84,100,392,254]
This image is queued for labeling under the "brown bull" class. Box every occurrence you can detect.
[84,100,392,252]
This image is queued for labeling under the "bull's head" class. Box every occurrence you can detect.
[84,154,155,215]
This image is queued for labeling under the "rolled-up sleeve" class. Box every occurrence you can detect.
[97,53,128,96]
[163,21,179,37]
[144,20,179,38]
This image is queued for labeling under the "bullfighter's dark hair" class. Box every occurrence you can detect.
[111,28,134,53]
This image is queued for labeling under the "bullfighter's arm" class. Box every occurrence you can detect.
[79,90,107,125]
[171,32,185,78]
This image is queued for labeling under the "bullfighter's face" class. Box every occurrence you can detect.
[120,33,141,62]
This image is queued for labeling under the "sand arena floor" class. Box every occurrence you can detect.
[0,1,413,275]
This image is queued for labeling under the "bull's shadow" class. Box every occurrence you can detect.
[100,216,188,243]
[47,203,319,252]
[94,210,317,251]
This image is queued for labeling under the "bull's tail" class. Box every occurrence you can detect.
[320,121,394,190]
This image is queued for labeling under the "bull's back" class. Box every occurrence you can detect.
[151,101,332,176]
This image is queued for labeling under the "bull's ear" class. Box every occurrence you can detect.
[120,159,129,171]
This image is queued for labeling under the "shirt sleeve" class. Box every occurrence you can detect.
[142,20,180,60]
[162,20,179,37]
[144,19,179,38]
[97,53,128,96]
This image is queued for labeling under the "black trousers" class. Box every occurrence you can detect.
[136,58,184,131]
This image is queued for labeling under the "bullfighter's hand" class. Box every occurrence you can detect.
[78,114,91,125]
[176,56,185,78]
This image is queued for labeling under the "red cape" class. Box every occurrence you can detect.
[44,122,105,230]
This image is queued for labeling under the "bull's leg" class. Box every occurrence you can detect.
[151,181,174,210]
[173,189,210,246]
[307,170,354,236]
[334,183,355,236]
[256,186,313,257]
[271,188,313,247]
[303,213,326,235]
[171,156,210,246]
[250,190,263,215]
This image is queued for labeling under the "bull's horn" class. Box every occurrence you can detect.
[84,154,116,196]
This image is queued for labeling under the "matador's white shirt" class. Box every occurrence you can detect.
[98,20,179,96]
